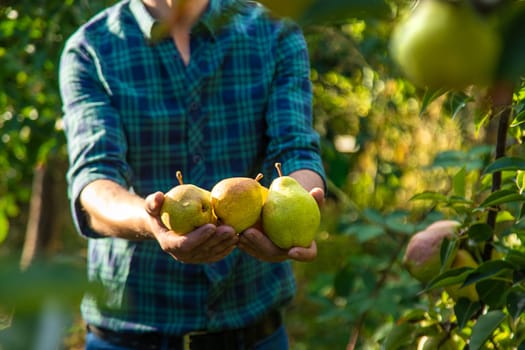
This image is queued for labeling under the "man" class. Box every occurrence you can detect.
[59,0,326,349]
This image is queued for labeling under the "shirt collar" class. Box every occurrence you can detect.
[129,0,227,43]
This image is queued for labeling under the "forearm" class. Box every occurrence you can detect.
[79,179,154,240]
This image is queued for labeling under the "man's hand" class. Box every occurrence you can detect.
[238,187,325,262]
[145,192,238,264]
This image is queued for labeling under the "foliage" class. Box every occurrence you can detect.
[0,0,113,245]
[1,0,525,349]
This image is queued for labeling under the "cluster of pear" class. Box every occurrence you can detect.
[160,163,320,249]
[402,220,479,302]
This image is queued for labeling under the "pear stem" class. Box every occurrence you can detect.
[255,173,264,182]
[275,162,283,177]
[176,171,184,185]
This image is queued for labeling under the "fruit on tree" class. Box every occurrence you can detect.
[390,0,501,90]
[160,171,213,234]
[262,163,320,249]
[403,220,461,283]
[445,249,479,302]
[419,335,456,350]
[211,174,266,233]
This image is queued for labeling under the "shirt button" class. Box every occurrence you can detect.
[189,102,199,112]
[192,154,202,163]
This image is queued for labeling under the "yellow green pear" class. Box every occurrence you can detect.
[262,163,320,249]
[445,249,479,302]
[390,0,501,90]
[211,173,265,233]
[160,171,213,234]
[419,335,456,350]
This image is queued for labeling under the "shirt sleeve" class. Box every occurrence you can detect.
[59,36,132,238]
[263,21,326,186]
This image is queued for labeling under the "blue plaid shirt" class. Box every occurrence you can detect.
[59,0,325,334]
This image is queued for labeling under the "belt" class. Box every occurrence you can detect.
[87,310,282,350]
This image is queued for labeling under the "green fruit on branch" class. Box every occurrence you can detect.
[403,220,461,283]
[262,163,320,249]
[211,173,266,233]
[390,0,501,90]
[160,171,213,234]
[445,249,479,302]
[419,335,457,350]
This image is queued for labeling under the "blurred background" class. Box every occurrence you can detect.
[1,0,525,349]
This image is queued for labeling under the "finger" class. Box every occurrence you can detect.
[189,240,237,264]
[207,245,237,263]
[184,224,216,246]
[240,229,268,250]
[309,187,325,208]
[288,240,317,262]
[145,191,165,216]
[182,225,237,262]
[239,229,288,262]
[201,229,239,256]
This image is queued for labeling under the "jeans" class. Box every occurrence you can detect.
[85,325,289,350]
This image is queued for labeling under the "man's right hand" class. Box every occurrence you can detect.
[144,192,239,264]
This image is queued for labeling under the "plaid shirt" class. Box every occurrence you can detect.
[59,0,325,334]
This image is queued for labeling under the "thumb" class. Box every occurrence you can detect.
[309,187,325,208]
[145,191,165,216]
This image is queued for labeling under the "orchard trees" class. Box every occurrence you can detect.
[385,1,525,349]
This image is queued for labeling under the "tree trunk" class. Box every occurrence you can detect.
[20,156,69,269]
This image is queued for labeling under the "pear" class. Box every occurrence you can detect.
[402,220,460,283]
[262,163,320,249]
[160,171,213,234]
[211,173,266,233]
[445,249,479,302]
[419,335,456,350]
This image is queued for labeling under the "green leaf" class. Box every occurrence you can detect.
[469,311,506,350]
[467,223,493,243]
[382,321,416,350]
[483,156,525,174]
[510,109,525,127]
[0,214,8,245]
[0,257,92,314]
[429,149,486,171]
[463,260,514,287]
[384,211,415,234]
[410,191,448,202]
[506,250,525,269]
[496,210,515,223]
[343,223,385,242]
[420,88,447,116]
[362,208,385,225]
[519,204,525,222]
[477,279,510,309]
[445,91,474,119]
[480,189,525,207]
[518,170,525,194]
[426,267,474,291]
[453,167,466,198]
[439,238,459,274]
[454,298,482,330]
[507,290,525,321]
